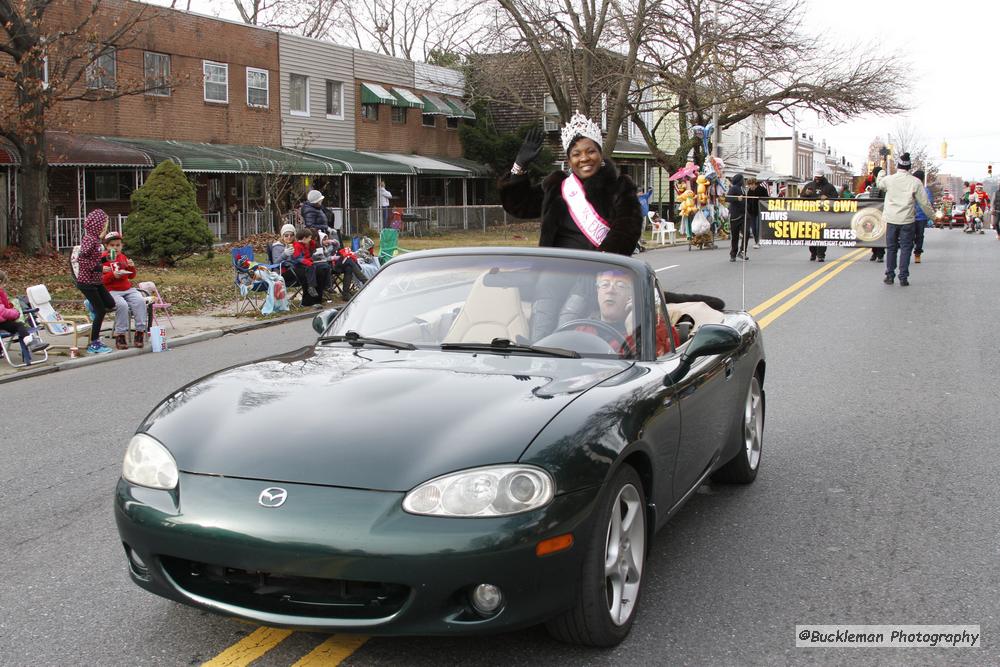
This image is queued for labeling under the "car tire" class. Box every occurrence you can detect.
[546,465,646,647]
[712,373,764,484]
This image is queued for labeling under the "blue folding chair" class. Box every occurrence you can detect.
[231,245,268,315]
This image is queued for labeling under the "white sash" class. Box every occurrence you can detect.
[561,173,611,248]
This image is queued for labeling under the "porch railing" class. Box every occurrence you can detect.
[236,211,272,239]
[341,205,514,236]
[203,212,223,240]
[49,214,127,251]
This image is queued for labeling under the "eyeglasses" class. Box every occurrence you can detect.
[596,279,630,291]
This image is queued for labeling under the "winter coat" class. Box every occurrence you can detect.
[77,210,109,284]
[800,177,838,200]
[300,202,330,230]
[498,158,642,256]
[101,250,137,292]
[876,170,934,226]
[0,287,21,323]
[727,174,747,222]
[291,240,316,267]
[914,186,933,223]
[746,184,769,217]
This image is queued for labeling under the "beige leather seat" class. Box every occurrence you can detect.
[443,273,530,344]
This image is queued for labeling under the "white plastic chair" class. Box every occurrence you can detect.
[25,284,92,350]
[651,220,677,246]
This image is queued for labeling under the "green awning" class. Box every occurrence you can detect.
[434,156,492,177]
[100,137,343,174]
[366,152,470,176]
[391,87,424,109]
[420,93,449,115]
[360,82,395,105]
[443,97,476,120]
[300,148,415,175]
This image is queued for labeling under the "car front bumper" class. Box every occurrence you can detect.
[114,473,598,635]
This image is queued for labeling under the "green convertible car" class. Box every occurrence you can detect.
[114,247,765,647]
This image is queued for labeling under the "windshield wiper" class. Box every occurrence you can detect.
[440,337,580,358]
[318,330,416,350]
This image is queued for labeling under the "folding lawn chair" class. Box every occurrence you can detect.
[231,245,268,315]
[25,284,92,351]
[0,296,49,368]
[137,281,174,329]
[266,242,302,306]
[377,228,411,265]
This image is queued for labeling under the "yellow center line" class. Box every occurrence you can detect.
[756,250,865,329]
[201,626,294,667]
[748,247,868,319]
[291,634,369,666]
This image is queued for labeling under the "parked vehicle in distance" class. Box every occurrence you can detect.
[948,205,966,229]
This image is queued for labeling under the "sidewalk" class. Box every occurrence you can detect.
[0,309,319,384]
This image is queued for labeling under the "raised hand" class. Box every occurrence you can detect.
[515,127,545,169]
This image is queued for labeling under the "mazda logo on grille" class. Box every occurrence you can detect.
[258,487,288,508]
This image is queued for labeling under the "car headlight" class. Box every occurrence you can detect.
[402,465,554,517]
[122,433,178,490]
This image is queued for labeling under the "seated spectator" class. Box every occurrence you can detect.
[0,269,48,352]
[301,190,330,233]
[317,230,369,300]
[288,227,326,306]
[354,235,381,280]
[100,231,148,349]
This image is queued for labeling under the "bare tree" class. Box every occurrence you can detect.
[0,0,157,252]
[468,0,656,151]
[329,0,491,61]
[627,0,911,171]
[232,0,344,38]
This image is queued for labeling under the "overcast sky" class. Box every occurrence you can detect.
[152,0,989,179]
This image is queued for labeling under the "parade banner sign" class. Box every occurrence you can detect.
[759,198,886,248]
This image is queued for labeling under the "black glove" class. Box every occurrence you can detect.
[871,166,882,178]
[514,127,544,170]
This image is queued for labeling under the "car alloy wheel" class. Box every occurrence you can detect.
[604,481,645,626]
[743,375,763,471]
[546,465,646,646]
[712,372,764,484]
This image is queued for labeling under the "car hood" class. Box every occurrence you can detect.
[141,346,631,491]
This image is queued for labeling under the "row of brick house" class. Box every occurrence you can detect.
[0,0,489,247]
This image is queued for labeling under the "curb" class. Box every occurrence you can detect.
[0,309,320,385]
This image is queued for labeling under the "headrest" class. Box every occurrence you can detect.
[26,284,52,305]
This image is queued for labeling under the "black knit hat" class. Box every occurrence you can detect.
[897,152,912,170]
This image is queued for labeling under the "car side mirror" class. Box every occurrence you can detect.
[312,308,339,335]
[666,323,741,384]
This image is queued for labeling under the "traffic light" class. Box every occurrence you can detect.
[989,164,993,177]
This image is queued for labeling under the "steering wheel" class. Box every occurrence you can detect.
[556,318,629,352]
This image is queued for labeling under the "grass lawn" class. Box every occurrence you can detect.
[0,224,541,317]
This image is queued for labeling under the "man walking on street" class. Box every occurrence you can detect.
[727,174,749,261]
[911,169,932,263]
[800,170,838,261]
[876,153,934,286]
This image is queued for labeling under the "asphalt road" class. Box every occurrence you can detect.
[3,228,998,666]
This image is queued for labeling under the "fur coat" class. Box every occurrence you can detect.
[498,158,642,256]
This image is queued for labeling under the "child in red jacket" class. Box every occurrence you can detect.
[101,231,148,349]
[0,269,49,352]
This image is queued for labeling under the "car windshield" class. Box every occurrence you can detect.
[324,254,643,359]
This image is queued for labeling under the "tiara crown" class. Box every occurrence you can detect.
[561,111,603,153]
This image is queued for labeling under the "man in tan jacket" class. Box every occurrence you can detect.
[875,152,934,286]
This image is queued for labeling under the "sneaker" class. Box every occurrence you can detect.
[306,285,319,298]
[753,243,761,249]
[134,331,145,348]
[730,257,736,262]
[899,278,909,286]
[87,341,113,355]
[817,257,825,262]
[883,275,894,285]
[809,256,816,261]
[27,337,50,353]
[914,254,921,263]
[115,334,129,350]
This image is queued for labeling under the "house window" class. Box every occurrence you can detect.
[290,74,309,116]
[325,80,343,118]
[86,50,116,90]
[391,106,407,124]
[446,117,459,129]
[246,67,268,108]
[361,103,379,121]
[543,94,559,131]
[87,171,134,201]
[422,113,436,127]
[144,52,170,96]
[203,61,228,103]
